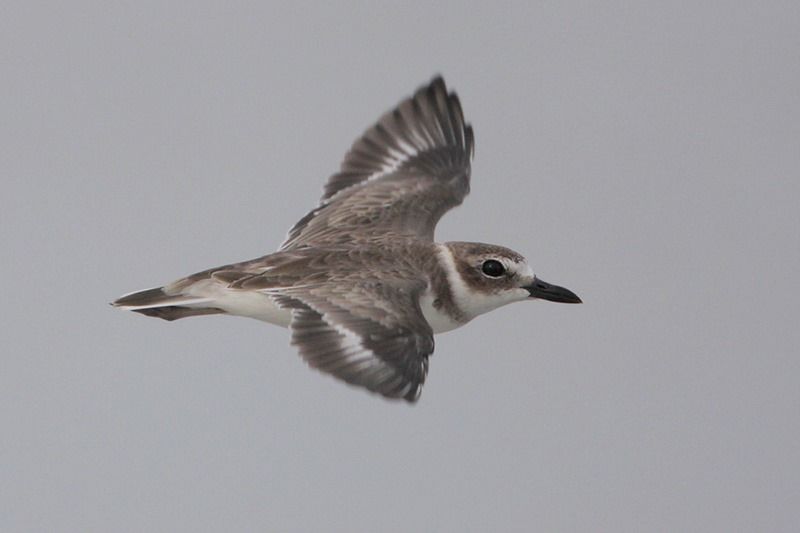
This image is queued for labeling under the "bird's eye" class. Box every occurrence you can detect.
[481,260,506,277]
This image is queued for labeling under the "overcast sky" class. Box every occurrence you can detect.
[2,2,799,532]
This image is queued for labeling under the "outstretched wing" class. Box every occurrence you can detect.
[270,279,434,402]
[280,76,474,250]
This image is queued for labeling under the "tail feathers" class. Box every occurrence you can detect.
[128,305,225,321]
[111,287,224,322]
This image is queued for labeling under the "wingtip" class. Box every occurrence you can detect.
[429,74,446,90]
[403,389,422,404]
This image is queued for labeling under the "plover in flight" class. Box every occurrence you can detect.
[113,77,581,402]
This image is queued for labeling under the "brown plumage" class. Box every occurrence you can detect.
[112,77,581,402]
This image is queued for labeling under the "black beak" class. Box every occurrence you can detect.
[525,277,582,304]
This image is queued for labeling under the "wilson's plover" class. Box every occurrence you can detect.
[113,77,581,402]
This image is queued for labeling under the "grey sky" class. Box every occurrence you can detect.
[2,2,799,531]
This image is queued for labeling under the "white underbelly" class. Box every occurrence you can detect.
[186,281,463,334]
[185,280,292,327]
[216,291,292,326]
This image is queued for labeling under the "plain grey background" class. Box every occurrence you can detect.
[2,2,798,532]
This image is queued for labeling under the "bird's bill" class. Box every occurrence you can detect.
[524,278,582,304]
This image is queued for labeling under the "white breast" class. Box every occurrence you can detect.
[419,289,464,334]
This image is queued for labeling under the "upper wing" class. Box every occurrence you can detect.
[280,76,474,250]
[270,280,434,402]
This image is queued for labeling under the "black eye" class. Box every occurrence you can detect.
[481,260,506,277]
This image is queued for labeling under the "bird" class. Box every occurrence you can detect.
[112,76,581,403]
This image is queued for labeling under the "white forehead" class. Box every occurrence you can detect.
[519,261,535,279]
[504,256,534,279]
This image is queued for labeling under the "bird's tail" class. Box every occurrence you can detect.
[111,286,224,321]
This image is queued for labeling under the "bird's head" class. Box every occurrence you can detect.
[441,241,581,319]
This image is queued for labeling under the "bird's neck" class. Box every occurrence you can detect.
[419,243,470,334]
